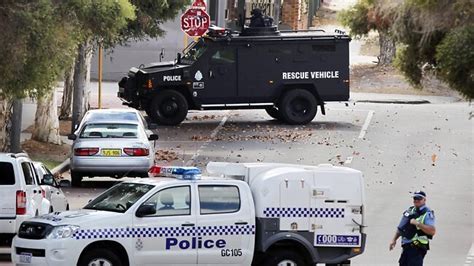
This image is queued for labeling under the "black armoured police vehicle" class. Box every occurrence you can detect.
[118,18,350,125]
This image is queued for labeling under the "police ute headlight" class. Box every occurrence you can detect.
[47,225,80,239]
[148,166,201,180]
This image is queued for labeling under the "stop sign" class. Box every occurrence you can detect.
[181,8,210,37]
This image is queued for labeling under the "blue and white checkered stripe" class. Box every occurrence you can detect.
[263,207,345,218]
[74,224,255,240]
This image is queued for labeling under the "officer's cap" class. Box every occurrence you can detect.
[412,190,426,199]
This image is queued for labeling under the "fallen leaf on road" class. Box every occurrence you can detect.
[155,150,179,162]
[431,154,437,166]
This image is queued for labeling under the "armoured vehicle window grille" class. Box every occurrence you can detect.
[182,41,207,62]
[0,162,15,185]
[312,44,336,52]
[198,185,240,215]
[142,186,191,217]
[21,162,34,185]
[210,49,236,64]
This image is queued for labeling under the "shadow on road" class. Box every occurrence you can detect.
[0,254,11,264]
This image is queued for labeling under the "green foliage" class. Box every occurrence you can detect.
[436,26,474,99]
[338,0,374,38]
[394,45,422,88]
[392,0,474,98]
[122,0,191,41]
[0,1,77,98]
[406,0,439,9]
[0,0,190,99]
[61,0,136,47]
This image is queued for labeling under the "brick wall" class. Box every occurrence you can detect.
[281,0,309,30]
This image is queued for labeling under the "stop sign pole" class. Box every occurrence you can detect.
[181,0,210,37]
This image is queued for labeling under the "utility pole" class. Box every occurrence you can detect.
[10,98,22,153]
[98,43,103,109]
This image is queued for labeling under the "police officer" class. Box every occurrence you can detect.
[249,8,266,27]
[389,191,436,266]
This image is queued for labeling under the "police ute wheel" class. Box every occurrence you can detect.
[71,170,82,187]
[79,248,122,266]
[265,106,282,121]
[279,89,317,125]
[263,248,308,266]
[149,90,188,125]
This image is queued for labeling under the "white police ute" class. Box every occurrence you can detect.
[11,163,366,266]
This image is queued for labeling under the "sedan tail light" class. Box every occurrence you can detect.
[74,148,99,156]
[16,190,27,215]
[123,148,149,156]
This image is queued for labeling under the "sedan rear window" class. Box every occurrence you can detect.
[0,162,15,185]
[88,112,138,122]
[80,124,138,138]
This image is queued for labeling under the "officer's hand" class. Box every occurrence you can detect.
[410,218,420,226]
[389,240,396,251]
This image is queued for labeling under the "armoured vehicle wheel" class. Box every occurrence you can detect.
[263,248,307,266]
[149,90,188,125]
[71,170,82,187]
[79,248,122,266]
[265,106,282,120]
[279,89,317,125]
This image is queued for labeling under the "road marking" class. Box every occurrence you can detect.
[464,243,474,266]
[358,110,374,139]
[185,113,229,166]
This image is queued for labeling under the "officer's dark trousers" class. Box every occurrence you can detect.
[399,244,427,266]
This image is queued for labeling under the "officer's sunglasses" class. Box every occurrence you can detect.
[413,196,424,201]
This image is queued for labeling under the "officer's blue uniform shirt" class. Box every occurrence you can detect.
[397,205,435,245]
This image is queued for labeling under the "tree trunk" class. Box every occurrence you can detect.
[0,96,13,152]
[10,99,22,153]
[59,62,74,120]
[71,41,93,133]
[379,31,396,66]
[32,89,62,145]
[378,31,396,66]
[83,46,92,113]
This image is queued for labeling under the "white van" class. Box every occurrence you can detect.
[0,153,50,254]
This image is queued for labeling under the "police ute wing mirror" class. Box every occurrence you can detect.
[67,134,77,140]
[42,174,55,186]
[136,203,156,217]
[148,133,159,141]
[177,53,181,64]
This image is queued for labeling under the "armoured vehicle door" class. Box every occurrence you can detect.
[195,46,237,104]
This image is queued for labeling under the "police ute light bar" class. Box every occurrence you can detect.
[149,166,201,180]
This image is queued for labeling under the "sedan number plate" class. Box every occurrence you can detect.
[19,253,32,264]
[101,149,121,157]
